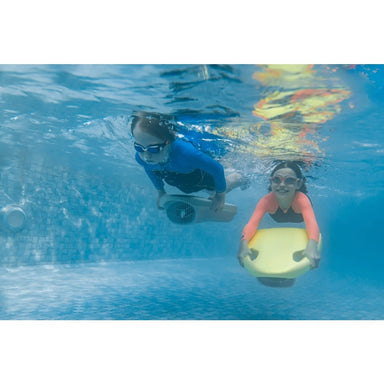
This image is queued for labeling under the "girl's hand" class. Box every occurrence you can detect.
[237,239,257,267]
[302,239,321,269]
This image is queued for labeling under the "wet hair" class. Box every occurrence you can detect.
[268,160,308,193]
[131,111,177,143]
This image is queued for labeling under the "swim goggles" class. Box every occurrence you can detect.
[134,140,168,154]
[270,176,300,185]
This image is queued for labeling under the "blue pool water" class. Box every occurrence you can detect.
[0,64,384,320]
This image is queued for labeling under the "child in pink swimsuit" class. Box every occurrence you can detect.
[238,161,321,269]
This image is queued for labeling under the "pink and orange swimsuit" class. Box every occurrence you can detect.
[241,191,320,243]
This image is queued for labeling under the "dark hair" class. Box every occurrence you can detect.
[268,160,308,193]
[131,111,177,143]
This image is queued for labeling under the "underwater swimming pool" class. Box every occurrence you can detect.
[0,64,383,320]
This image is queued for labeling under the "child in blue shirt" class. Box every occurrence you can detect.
[131,112,245,212]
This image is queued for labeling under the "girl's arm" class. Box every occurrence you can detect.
[293,192,321,268]
[241,194,272,242]
[237,195,270,266]
[294,192,320,242]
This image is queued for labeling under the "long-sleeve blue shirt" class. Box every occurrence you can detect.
[135,138,227,193]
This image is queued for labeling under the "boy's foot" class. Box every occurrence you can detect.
[226,172,250,192]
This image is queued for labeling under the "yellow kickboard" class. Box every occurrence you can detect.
[244,228,317,279]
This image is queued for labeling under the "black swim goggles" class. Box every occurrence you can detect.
[270,175,300,185]
[134,140,169,154]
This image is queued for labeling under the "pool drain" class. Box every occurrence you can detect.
[0,205,26,232]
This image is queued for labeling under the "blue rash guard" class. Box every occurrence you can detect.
[135,138,227,194]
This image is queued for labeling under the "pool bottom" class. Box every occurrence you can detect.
[0,257,383,320]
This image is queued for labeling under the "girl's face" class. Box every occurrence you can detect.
[270,167,302,199]
[133,125,170,164]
